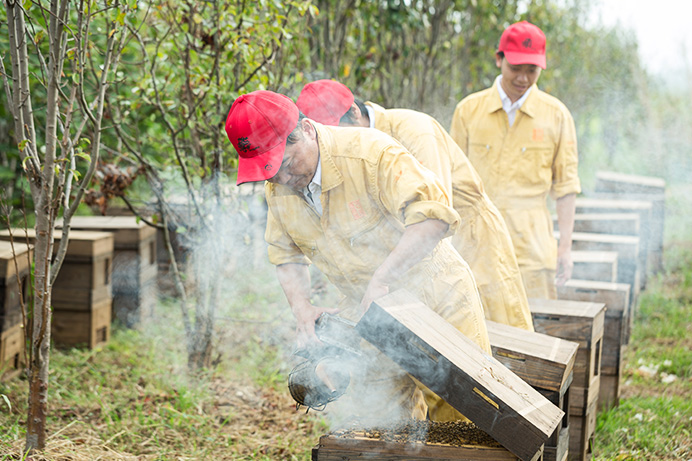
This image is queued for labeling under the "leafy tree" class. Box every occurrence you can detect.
[1,0,133,453]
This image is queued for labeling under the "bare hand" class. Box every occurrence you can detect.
[293,302,339,349]
[360,277,390,315]
[556,250,573,286]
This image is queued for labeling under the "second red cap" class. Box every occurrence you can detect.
[296,79,354,126]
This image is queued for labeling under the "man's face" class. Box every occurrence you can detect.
[267,119,319,190]
[495,54,542,103]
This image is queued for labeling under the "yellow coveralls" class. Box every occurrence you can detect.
[449,85,581,299]
[367,102,533,331]
[265,123,491,423]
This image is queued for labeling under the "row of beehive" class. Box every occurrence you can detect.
[312,171,666,461]
[0,216,158,380]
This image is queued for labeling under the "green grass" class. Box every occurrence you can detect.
[593,247,692,460]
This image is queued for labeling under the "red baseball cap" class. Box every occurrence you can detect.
[225,90,299,185]
[498,21,546,69]
[296,79,354,126]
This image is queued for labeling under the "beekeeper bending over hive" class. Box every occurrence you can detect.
[225,90,490,423]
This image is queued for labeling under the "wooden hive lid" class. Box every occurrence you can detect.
[0,229,113,259]
[58,216,156,248]
[595,170,666,190]
[558,279,631,316]
[487,320,579,393]
[571,250,619,264]
[0,240,32,281]
[528,298,606,347]
[575,196,653,211]
[356,289,564,461]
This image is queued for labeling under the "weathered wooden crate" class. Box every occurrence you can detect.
[311,433,543,460]
[0,323,25,381]
[59,216,158,326]
[557,279,632,364]
[542,426,568,461]
[0,229,114,313]
[574,197,652,289]
[356,290,563,461]
[528,297,604,459]
[591,191,665,276]
[487,321,578,450]
[598,358,625,411]
[0,241,31,333]
[570,251,618,283]
[568,395,597,461]
[52,298,111,349]
[567,231,640,308]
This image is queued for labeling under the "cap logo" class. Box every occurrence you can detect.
[522,38,532,49]
[264,164,273,171]
[237,137,259,153]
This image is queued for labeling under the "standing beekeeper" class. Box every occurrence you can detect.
[225,90,490,423]
[449,21,581,299]
[296,79,533,331]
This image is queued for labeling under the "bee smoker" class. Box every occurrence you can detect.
[288,314,361,412]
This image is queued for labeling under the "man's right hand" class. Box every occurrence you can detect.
[292,301,340,349]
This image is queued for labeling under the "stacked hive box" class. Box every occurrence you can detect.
[487,321,579,461]
[593,171,666,274]
[567,229,640,314]
[529,298,606,461]
[574,197,652,293]
[60,216,158,327]
[570,251,618,283]
[0,240,31,380]
[0,229,113,349]
[558,280,631,410]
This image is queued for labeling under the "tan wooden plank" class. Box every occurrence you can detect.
[357,290,563,461]
[0,323,25,381]
[594,170,665,195]
[59,216,157,248]
[51,298,111,348]
[487,320,578,393]
[0,241,32,281]
[0,229,114,260]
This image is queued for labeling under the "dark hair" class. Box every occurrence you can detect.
[286,112,307,145]
[497,51,505,59]
[339,98,369,126]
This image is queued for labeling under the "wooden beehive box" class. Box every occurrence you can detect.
[528,298,605,411]
[52,297,111,349]
[557,279,631,410]
[570,251,619,283]
[59,216,158,326]
[0,323,25,381]
[567,231,640,306]
[356,289,563,461]
[0,229,114,312]
[574,197,652,288]
[0,241,32,333]
[487,321,578,453]
[312,433,543,461]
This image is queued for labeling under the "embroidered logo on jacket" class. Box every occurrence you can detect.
[532,128,544,142]
[348,200,365,220]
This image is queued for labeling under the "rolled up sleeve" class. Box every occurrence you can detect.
[550,107,581,199]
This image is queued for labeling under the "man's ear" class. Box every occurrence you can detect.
[302,118,316,140]
[495,53,503,68]
[350,102,362,119]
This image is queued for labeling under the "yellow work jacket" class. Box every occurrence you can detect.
[367,103,533,330]
[265,122,461,304]
[449,85,581,271]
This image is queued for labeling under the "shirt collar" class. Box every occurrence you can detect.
[496,75,533,112]
[365,104,376,128]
